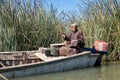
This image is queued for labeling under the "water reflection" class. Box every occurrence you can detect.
[99,63,120,80]
[10,63,120,80]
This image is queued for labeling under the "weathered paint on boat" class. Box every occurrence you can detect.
[0,51,100,78]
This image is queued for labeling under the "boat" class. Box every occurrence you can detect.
[0,45,103,78]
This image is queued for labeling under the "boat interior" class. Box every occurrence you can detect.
[0,43,65,67]
[0,50,43,67]
[0,43,94,68]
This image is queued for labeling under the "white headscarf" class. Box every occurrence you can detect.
[71,23,78,27]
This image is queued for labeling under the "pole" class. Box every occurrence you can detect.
[0,74,8,80]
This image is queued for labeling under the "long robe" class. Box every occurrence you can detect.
[59,30,85,56]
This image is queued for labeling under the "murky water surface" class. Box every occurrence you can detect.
[10,63,120,80]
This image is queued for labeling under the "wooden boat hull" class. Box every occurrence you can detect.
[0,51,100,78]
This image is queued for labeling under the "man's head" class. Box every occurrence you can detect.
[71,23,78,32]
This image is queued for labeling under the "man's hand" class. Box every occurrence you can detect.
[70,40,78,47]
[62,34,66,38]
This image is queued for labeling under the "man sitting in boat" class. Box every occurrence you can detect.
[58,23,85,56]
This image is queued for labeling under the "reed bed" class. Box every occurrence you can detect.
[0,0,120,61]
[58,0,120,61]
[76,0,120,61]
[0,0,63,51]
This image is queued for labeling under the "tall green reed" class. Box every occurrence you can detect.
[76,0,120,61]
[0,0,120,61]
[61,0,120,61]
[0,0,63,51]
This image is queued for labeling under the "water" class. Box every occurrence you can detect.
[9,63,120,80]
